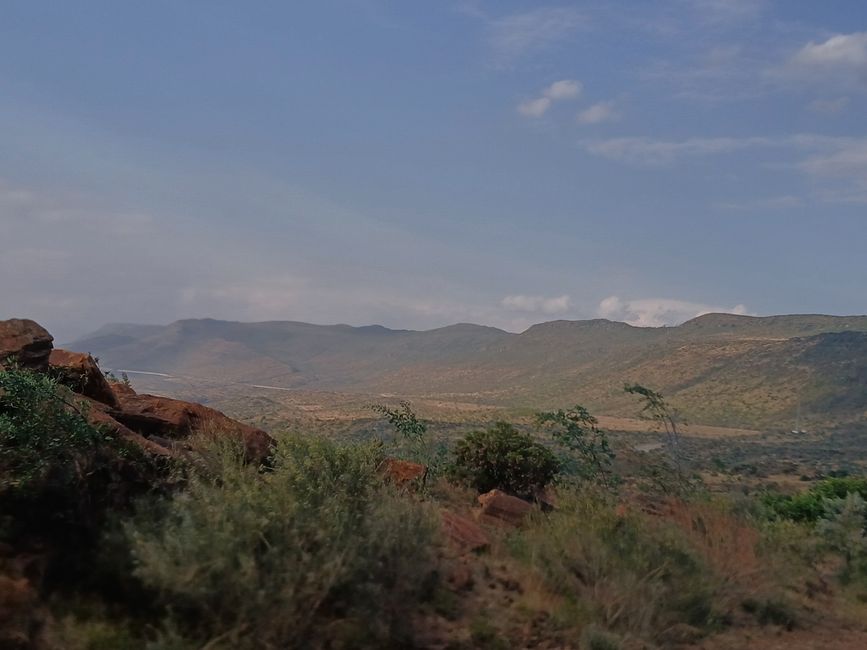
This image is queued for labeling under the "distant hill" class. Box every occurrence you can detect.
[67,314,867,429]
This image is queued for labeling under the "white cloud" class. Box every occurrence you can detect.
[577,101,619,125]
[808,96,850,115]
[583,135,771,166]
[517,97,553,117]
[488,7,585,66]
[782,32,867,91]
[799,139,867,203]
[518,79,582,117]
[597,295,750,327]
[583,133,867,202]
[502,294,572,314]
[792,32,867,70]
[545,79,582,100]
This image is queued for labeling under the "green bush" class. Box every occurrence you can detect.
[763,477,867,523]
[536,405,616,488]
[0,367,166,593]
[126,433,438,649]
[449,422,561,497]
[0,367,106,493]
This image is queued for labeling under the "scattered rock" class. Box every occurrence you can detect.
[440,510,490,553]
[0,319,53,372]
[477,489,533,526]
[378,458,427,487]
[49,348,119,408]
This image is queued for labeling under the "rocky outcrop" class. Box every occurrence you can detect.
[112,392,273,464]
[82,396,175,458]
[477,489,533,526]
[0,318,274,465]
[0,320,53,372]
[49,349,119,408]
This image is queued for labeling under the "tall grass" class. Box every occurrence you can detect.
[125,434,438,649]
[508,488,720,642]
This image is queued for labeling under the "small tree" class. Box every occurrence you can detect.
[371,400,427,443]
[624,383,692,494]
[536,405,616,489]
[816,492,867,583]
[450,422,560,497]
[371,401,447,476]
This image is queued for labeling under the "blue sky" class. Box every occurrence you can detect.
[2,0,866,340]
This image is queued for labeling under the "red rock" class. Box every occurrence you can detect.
[109,381,137,397]
[112,392,274,464]
[0,319,53,372]
[49,348,119,407]
[477,489,533,526]
[82,398,174,457]
[378,458,427,487]
[440,510,490,552]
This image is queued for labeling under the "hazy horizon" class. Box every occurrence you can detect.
[63,310,867,345]
[3,1,867,341]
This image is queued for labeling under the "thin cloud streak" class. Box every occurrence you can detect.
[487,7,586,66]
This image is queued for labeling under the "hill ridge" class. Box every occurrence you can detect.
[67,314,867,429]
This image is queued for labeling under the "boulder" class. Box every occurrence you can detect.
[440,510,490,553]
[477,489,533,527]
[112,392,274,464]
[49,349,119,408]
[378,458,427,487]
[0,319,53,372]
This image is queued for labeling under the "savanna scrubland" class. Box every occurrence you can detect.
[3,317,867,650]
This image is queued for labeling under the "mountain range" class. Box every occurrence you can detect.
[67,313,867,430]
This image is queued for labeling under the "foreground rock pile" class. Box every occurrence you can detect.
[1,318,274,464]
[1,319,276,648]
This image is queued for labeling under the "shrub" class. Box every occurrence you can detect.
[816,492,867,584]
[1,367,167,597]
[0,367,105,493]
[125,433,438,649]
[741,597,797,629]
[509,488,718,640]
[536,405,616,488]
[371,401,449,478]
[763,477,867,523]
[449,422,560,497]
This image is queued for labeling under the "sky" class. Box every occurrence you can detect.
[2,0,867,341]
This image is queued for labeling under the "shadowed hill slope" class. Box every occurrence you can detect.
[68,314,867,429]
